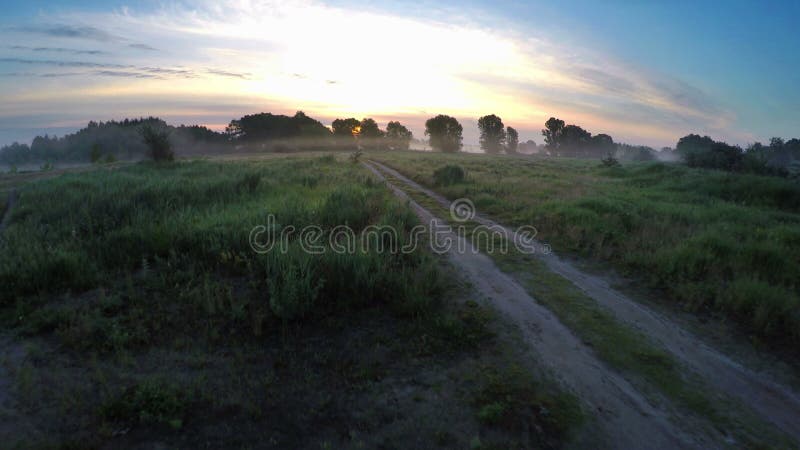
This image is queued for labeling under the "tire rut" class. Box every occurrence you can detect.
[363,161,711,449]
[0,189,18,233]
[367,159,800,444]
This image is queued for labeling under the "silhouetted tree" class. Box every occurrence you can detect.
[676,134,716,157]
[140,125,174,162]
[229,111,330,142]
[425,115,463,153]
[385,121,413,150]
[478,114,506,154]
[591,134,615,155]
[542,117,565,151]
[359,118,383,139]
[559,124,592,157]
[358,118,384,150]
[518,139,537,153]
[332,118,361,137]
[505,126,519,154]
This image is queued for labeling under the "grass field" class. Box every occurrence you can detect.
[370,161,795,447]
[0,155,583,449]
[371,151,800,346]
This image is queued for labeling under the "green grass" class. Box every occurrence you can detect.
[0,154,583,448]
[371,150,800,345]
[374,160,794,447]
[0,157,439,317]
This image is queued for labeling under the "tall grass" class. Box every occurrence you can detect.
[0,157,441,325]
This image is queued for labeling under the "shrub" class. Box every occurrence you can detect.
[140,126,174,162]
[684,142,742,171]
[600,154,621,167]
[102,379,187,429]
[433,165,466,186]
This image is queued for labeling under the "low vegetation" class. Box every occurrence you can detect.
[0,155,582,448]
[372,151,800,345]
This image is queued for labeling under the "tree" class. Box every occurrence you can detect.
[505,126,519,154]
[590,133,615,156]
[385,121,413,150]
[541,117,565,151]
[332,118,361,138]
[676,134,715,157]
[559,124,592,157]
[425,115,463,153]
[359,118,383,139]
[229,112,330,142]
[518,140,537,153]
[477,114,506,154]
[89,143,103,163]
[358,118,384,150]
[140,125,174,162]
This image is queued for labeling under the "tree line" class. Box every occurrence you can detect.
[3,111,798,179]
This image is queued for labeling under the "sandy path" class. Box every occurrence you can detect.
[367,159,800,443]
[363,161,710,449]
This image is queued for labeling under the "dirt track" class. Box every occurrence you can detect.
[363,161,714,449]
[366,159,800,444]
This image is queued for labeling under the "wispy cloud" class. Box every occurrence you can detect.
[0,0,743,146]
[9,45,108,55]
[129,43,157,51]
[207,69,252,79]
[0,58,252,81]
[9,24,118,41]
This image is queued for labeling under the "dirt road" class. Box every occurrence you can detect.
[366,159,800,443]
[363,161,713,449]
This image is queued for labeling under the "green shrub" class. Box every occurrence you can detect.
[433,165,465,186]
[102,379,187,429]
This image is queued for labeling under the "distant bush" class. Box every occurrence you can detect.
[140,126,174,162]
[599,154,620,167]
[433,165,466,186]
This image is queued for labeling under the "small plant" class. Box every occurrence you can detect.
[349,150,363,163]
[267,251,323,320]
[600,153,620,167]
[9,164,17,174]
[40,162,54,171]
[140,125,174,162]
[101,379,187,429]
[433,164,465,186]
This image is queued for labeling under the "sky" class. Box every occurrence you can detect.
[1,0,798,148]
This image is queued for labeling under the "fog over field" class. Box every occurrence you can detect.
[1,1,800,449]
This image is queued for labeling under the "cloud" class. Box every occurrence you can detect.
[0,57,129,69]
[0,0,743,146]
[9,45,108,55]
[129,43,157,51]
[10,24,118,41]
[206,69,252,79]
[0,58,251,81]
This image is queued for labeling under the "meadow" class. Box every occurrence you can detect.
[0,155,581,449]
[371,151,800,346]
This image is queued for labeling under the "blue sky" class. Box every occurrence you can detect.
[1,0,798,148]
